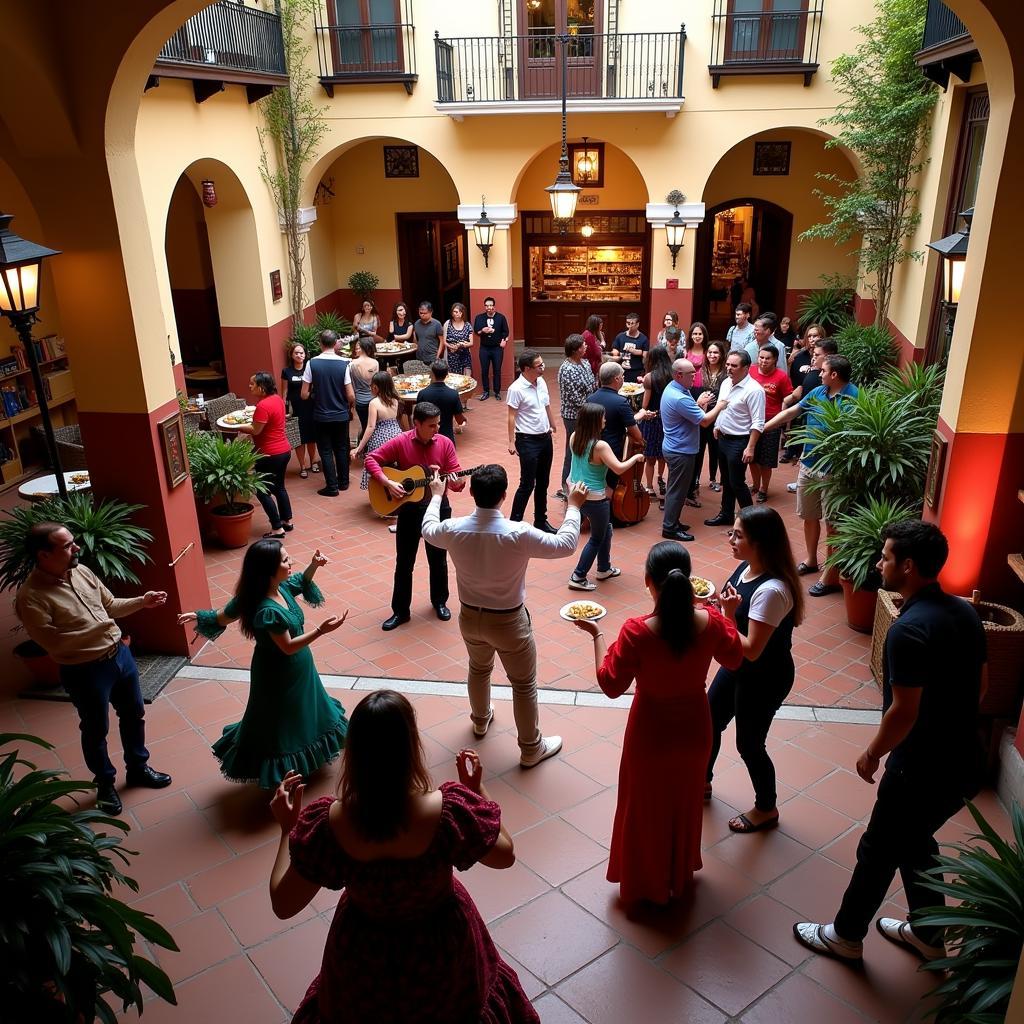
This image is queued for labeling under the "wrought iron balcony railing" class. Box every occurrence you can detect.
[157,1,286,78]
[708,0,823,87]
[434,29,686,106]
[314,0,417,95]
[916,0,977,87]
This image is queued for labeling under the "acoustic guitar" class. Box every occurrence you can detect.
[368,464,480,517]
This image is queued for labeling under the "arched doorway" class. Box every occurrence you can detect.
[693,199,793,336]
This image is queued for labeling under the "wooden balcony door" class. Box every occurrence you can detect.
[329,0,401,74]
[518,0,602,99]
[725,0,807,62]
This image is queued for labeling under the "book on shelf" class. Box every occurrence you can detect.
[11,346,26,370]
[2,388,23,418]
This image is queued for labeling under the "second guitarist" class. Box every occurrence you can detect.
[365,402,466,632]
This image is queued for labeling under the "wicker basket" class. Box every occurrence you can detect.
[870,589,1024,717]
[284,415,301,451]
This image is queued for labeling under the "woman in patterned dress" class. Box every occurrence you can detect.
[267,690,539,1024]
[354,371,403,491]
[442,302,473,375]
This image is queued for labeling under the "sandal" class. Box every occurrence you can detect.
[796,561,820,576]
[729,812,779,834]
[299,468,309,479]
[263,531,286,539]
[311,462,321,473]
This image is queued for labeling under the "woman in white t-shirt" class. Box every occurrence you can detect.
[705,505,805,834]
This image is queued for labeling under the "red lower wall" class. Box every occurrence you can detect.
[221,314,294,397]
[648,288,693,344]
[470,286,516,389]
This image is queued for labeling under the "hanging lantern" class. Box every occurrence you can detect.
[201,180,218,208]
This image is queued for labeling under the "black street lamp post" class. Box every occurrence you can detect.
[0,213,66,498]
[545,34,581,233]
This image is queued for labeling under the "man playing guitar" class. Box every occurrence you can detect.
[364,401,466,631]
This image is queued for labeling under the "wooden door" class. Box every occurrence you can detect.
[518,0,601,100]
[329,0,402,75]
[397,215,469,319]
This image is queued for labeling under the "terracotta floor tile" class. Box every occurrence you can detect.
[738,971,868,1024]
[246,916,332,1013]
[661,920,791,1016]
[218,884,316,947]
[768,743,836,790]
[806,769,878,821]
[129,790,195,829]
[558,786,618,848]
[710,828,814,885]
[459,860,549,924]
[500,757,604,814]
[154,909,241,985]
[556,945,725,1024]
[776,793,857,850]
[127,809,235,894]
[483,776,548,834]
[130,883,199,929]
[563,739,623,788]
[494,950,546,1001]
[767,854,853,922]
[187,843,277,910]
[489,890,617,985]
[721,895,810,968]
[532,993,587,1024]
[512,816,607,886]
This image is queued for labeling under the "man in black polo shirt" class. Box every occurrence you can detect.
[587,362,644,493]
[795,520,987,966]
[418,360,466,444]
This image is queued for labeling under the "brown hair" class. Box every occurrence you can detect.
[571,402,605,457]
[686,322,709,351]
[338,690,432,841]
[737,506,805,627]
[371,370,398,409]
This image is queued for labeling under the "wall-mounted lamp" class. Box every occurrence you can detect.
[926,206,972,361]
[473,197,496,268]
[580,223,594,239]
[664,190,687,269]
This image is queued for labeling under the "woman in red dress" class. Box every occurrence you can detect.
[575,541,743,909]
[267,690,539,1024]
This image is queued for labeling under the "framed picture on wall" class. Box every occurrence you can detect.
[925,430,948,508]
[753,141,792,176]
[158,411,189,488]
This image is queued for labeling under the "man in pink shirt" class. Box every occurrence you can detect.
[365,402,466,631]
[748,344,793,502]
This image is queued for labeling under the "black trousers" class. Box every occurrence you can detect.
[255,451,292,529]
[479,346,503,394]
[315,419,350,492]
[717,432,754,518]
[834,767,965,944]
[510,432,553,525]
[392,499,451,616]
[59,645,150,784]
[706,663,794,811]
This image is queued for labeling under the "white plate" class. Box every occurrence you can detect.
[559,601,608,623]
[689,577,717,602]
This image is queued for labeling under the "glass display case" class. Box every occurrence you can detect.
[528,245,643,303]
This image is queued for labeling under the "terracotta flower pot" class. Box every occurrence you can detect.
[841,577,878,634]
[210,503,255,549]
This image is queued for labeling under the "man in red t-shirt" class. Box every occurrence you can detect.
[748,345,793,502]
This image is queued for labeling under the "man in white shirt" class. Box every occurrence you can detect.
[422,466,587,767]
[700,350,766,527]
[506,349,558,533]
[726,303,756,352]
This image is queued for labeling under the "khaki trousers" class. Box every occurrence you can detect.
[458,605,542,757]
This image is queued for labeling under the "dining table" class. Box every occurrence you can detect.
[393,373,477,424]
[18,471,93,502]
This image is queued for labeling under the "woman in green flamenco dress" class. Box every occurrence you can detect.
[177,539,348,788]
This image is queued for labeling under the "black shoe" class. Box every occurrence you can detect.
[662,528,695,542]
[95,782,123,816]
[534,521,558,534]
[495,392,503,401]
[434,604,452,621]
[382,613,410,631]
[480,392,490,401]
[704,514,732,527]
[317,487,340,497]
[126,765,173,789]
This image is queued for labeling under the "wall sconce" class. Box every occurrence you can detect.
[570,137,604,187]
[473,197,496,268]
[548,245,558,254]
[926,206,972,361]
[201,179,218,208]
[664,190,687,269]
[580,223,594,239]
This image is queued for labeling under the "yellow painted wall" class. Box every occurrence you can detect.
[164,176,215,290]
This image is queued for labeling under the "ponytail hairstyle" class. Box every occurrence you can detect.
[644,541,696,655]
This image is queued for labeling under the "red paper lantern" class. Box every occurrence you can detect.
[201,180,217,208]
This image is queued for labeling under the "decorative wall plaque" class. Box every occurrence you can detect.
[753,141,792,176]
[383,145,419,178]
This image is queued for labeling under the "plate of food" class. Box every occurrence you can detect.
[559,600,607,622]
[68,472,90,486]
[619,381,645,398]
[689,575,716,602]
[219,407,255,428]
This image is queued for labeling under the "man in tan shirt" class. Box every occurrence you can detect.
[15,522,172,815]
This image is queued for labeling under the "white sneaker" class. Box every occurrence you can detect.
[787,482,798,493]
[596,566,621,580]
[568,576,596,591]
[793,922,863,961]
[472,709,494,739]
[520,735,562,768]
[876,918,945,961]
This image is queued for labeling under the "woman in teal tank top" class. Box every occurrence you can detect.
[568,403,646,591]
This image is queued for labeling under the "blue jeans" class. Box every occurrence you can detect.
[479,346,503,394]
[59,644,150,784]
[573,498,613,578]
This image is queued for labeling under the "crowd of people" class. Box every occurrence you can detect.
[10,298,992,1022]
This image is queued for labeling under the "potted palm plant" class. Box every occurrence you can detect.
[188,433,268,549]
[796,273,855,336]
[347,270,379,303]
[0,732,178,1021]
[915,799,1024,1023]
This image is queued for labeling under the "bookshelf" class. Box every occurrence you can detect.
[0,334,78,488]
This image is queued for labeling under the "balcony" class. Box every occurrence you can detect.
[708,0,823,88]
[314,0,417,96]
[433,29,686,119]
[916,0,978,87]
[152,1,288,104]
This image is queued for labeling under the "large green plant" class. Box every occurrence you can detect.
[824,496,918,590]
[834,322,900,386]
[186,433,268,514]
[796,275,855,336]
[799,0,937,328]
[790,367,941,520]
[0,492,153,592]
[347,270,379,301]
[314,310,354,337]
[915,800,1024,1023]
[0,733,178,1022]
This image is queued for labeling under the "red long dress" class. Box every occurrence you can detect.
[598,610,743,906]
[288,782,539,1024]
